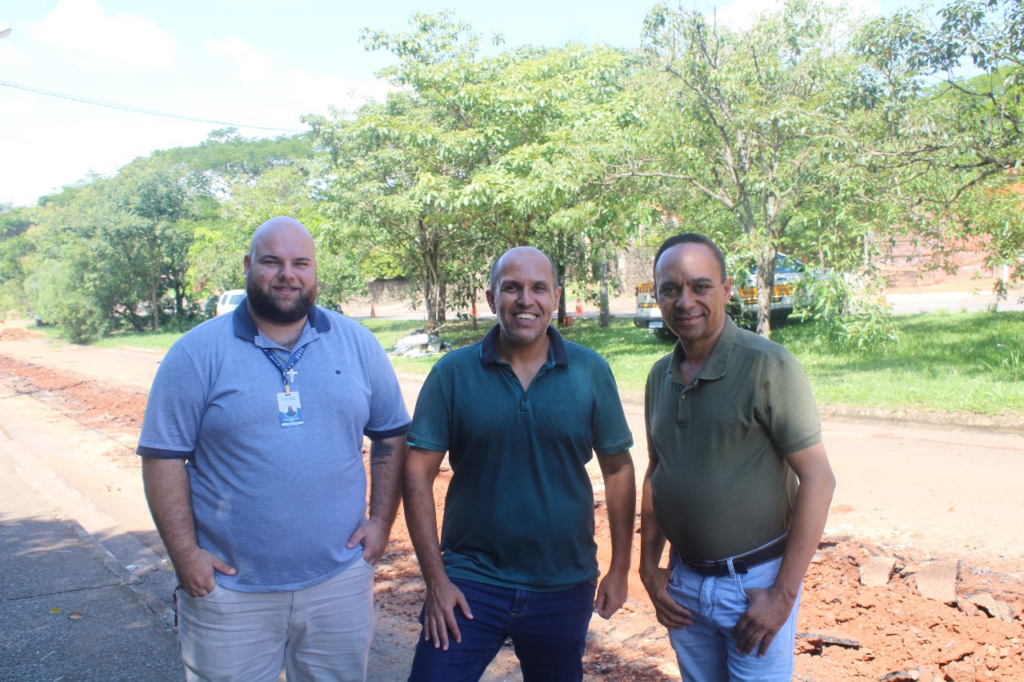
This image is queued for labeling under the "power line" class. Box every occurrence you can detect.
[0,79,306,134]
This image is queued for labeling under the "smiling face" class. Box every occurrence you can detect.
[243,217,318,325]
[654,242,732,348]
[486,247,562,349]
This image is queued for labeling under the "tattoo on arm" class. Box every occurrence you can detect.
[370,439,394,467]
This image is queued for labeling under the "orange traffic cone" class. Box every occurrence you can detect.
[575,298,584,315]
[370,303,376,318]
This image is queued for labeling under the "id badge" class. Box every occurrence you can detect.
[276,391,304,427]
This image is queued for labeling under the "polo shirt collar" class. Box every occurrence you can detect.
[479,324,569,367]
[232,302,331,344]
[668,316,739,384]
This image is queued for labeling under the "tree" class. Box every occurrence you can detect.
[24,160,199,339]
[610,0,895,339]
[856,0,1024,296]
[0,205,35,316]
[310,12,643,327]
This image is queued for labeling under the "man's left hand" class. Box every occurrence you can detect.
[731,586,797,656]
[594,569,628,620]
[346,516,389,565]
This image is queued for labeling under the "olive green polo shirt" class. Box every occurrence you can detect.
[645,317,821,560]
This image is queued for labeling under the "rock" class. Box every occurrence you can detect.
[916,560,960,605]
[936,641,975,666]
[817,586,843,604]
[795,630,861,650]
[965,593,1015,624]
[861,555,897,587]
[939,660,975,682]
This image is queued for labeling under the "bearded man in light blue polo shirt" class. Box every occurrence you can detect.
[137,216,410,681]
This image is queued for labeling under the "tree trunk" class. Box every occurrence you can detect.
[599,259,611,328]
[151,279,160,332]
[755,245,777,338]
[554,254,568,326]
[423,277,446,328]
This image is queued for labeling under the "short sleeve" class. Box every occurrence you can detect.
[136,342,206,459]
[760,350,822,456]
[360,333,411,440]
[406,364,452,454]
[591,359,634,456]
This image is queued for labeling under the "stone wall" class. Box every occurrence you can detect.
[365,277,414,303]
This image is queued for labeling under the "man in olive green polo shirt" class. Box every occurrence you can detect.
[639,233,836,682]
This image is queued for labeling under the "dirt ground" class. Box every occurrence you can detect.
[0,324,1022,681]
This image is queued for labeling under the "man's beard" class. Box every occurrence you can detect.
[246,279,317,324]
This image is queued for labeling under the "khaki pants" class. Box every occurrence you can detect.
[177,559,376,682]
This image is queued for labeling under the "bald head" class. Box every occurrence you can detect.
[249,216,314,257]
[489,247,559,293]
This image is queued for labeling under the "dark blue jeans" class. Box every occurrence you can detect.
[407,578,596,682]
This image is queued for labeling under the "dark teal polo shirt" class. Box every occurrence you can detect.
[408,325,634,592]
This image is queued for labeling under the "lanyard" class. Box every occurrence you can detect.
[261,345,307,395]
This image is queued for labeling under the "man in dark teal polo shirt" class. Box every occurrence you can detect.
[404,246,636,682]
[640,233,836,682]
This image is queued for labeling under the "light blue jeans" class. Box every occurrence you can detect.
[666,552,799,682]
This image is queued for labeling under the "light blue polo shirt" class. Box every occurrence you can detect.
[137,305,410,592]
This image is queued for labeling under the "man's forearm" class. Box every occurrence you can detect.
[403,450,449,585]
[600,453,637,575]
[639,470,668,578]
[773,444,836,599]
[368,435,409,528]
[141,457,200,564]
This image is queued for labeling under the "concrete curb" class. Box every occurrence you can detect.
[817,403,1024,434]
[0,431,177,630]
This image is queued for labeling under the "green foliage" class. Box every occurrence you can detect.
[625,0,897,340]
[0,205,36,314]
[310,12,643,326]
[23,158,201,338]
[25,258,107,342]
[5,1,1022,356]
[854,0,1024,289]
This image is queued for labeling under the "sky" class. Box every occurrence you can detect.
[0,0,908,208]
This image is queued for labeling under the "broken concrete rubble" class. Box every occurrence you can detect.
[916,559,961,605]
[860,554,898,587]
[965,592,1016,624]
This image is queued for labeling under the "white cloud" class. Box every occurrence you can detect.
[0,39,32,69]
[25,0,176,70]
[205,36,276,85]
[203,36,392,120]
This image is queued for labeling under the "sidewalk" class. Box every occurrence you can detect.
[0,435,183,681]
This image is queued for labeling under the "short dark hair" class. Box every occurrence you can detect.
[489,248,559,292]
[653,233,727,283]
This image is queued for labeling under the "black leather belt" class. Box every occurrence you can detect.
[680,535,788,576]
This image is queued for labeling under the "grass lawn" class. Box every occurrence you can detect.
[366,312,1024,417]
[83,311,1024,417]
